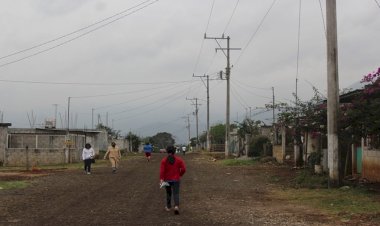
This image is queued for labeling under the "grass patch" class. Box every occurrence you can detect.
[294,169,328,188]
[0,181,29,190]
[221,159,257,166]
[274,187,380,216]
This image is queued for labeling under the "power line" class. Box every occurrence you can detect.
[223,0,240,34]
[234,0,278,66]
[0,79,196,86]
[93,82,192,110]
[318,0,327,37]
[375,0,380,8]
[0,0,158,68]
[113,88,189,121]
[0,0,153,61]
[70,84,186,99]
[108,86,191,116]
[231,80,272,99]
[232,78,272,91]
[192,0,216,73]
[231,86,249,109]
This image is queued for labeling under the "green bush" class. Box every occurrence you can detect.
[249,135,271,157]
[308,151,322,167]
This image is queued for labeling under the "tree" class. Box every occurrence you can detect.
[236,118,261,139]
[151,132,175,148]
[346,67,380,148]
[125,132,141,152]
[209,124,225,144]
[96,123,120,139]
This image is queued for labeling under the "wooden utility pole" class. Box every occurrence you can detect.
[326,0,340,186]
[204,34,240,157]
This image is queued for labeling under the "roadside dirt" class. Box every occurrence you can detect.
[0,153,369,225]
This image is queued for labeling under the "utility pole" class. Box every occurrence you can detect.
[204,34,240,157]
[53,104,58,128]
[326,0,340,186]
[193,74,210,151]
[183,114,191,146]
[272,87,276,144]
[186,98,200,151]
[66,97,71,163]
[91,108,94,130]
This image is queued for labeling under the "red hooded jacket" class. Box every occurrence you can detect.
[160,155,186,181]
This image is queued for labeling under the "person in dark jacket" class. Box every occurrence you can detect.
[159,145,186,215]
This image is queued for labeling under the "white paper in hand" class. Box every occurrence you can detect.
[160,181,170,189]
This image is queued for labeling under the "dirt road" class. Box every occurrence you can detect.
[0,153,334,225]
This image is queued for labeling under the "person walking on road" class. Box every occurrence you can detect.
[104,141,121,174]
[82,143,95,175]
[160,145,186,215]
[143,142,153,162]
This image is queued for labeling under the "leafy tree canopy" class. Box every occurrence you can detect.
[96,123,120,139]
[151,132,175,148]
[125,132,141,152]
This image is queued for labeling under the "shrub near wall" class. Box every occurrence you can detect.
[249,135,271,157]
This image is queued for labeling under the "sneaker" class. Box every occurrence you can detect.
[87,172,91,175]
[165,207,171,212]
[174,206,179,215]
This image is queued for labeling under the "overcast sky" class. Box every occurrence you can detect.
[0,0,379,144]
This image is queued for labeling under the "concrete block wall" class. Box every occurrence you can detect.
[362,147,380,182]
[0,126,9,165]
[5,148,82,166]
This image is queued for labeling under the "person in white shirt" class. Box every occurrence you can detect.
[82,143,95,174]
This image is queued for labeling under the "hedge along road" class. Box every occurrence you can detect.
[0,153,333,226]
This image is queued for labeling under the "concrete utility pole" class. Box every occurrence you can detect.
[66,97,71,163]
[272,87,276,144]
[204,34,240,157]
[53,104,58,128]
[186,98,200,150]
[326,0,340,186]
[185,114,191,146]
[91,108,94,130]
[193,74,210,151]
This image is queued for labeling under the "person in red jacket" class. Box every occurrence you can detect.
[160,145,186,215]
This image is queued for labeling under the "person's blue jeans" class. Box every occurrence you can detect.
[165,181,180,208]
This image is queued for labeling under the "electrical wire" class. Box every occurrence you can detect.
[232,77,272,91]
[93,82,193,110]
[231,86,249,109]
[0,0,153,61]
[318,0,327,37]
[223,0,240,35]
[70,81,190,99]
[234,0,278,66]
[113,87,189,121]
[192,0,216,74]
[0,79,196,86]
[0,0,159,68]
[375,0,380,8]
[231,80,272,99]
[109,85,191,116]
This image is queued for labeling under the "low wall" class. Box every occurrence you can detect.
[5,148,82,166]
[362,148,380,182]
